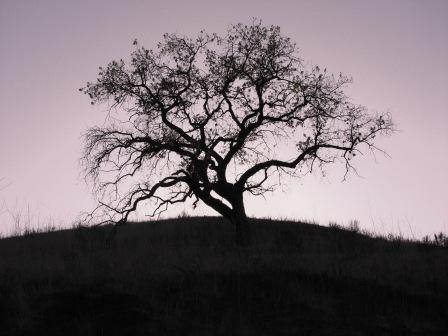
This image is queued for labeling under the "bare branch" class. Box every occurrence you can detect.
[80,20,394,240]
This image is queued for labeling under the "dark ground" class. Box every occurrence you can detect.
[0,217,447,335]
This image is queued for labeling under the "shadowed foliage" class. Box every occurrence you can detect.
[80,21,393,244]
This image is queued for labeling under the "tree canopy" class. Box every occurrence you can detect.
[80,21,393,244]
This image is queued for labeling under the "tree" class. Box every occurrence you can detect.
[80,21,393,245]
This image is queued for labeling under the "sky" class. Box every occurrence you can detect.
[0,0,447,237]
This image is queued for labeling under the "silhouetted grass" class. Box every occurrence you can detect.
[0,217,447,335]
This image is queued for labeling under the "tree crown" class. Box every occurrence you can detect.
[80,21,393,224]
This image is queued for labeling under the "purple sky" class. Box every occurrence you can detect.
[1,0,447,237]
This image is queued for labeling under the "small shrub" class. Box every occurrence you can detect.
[177,211,189,219]
[421,232,448,247]
[328,222,343,230]
[348,219,360,233]
[434,232,448,247]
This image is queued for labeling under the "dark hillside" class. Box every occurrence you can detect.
[0,217,447,335]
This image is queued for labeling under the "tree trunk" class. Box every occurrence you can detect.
[230,194,250,246]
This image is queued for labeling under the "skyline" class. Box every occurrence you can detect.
[1,0,447,237]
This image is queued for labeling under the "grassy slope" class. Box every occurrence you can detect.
[0,216,447,335]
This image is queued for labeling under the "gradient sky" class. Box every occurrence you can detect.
[1,0,447,237]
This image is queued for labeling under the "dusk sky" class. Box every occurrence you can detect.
[1,0,447,237]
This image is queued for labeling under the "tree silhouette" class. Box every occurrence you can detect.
[81,21,393,245]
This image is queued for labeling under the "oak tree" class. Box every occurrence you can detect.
[81,21,393,245]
